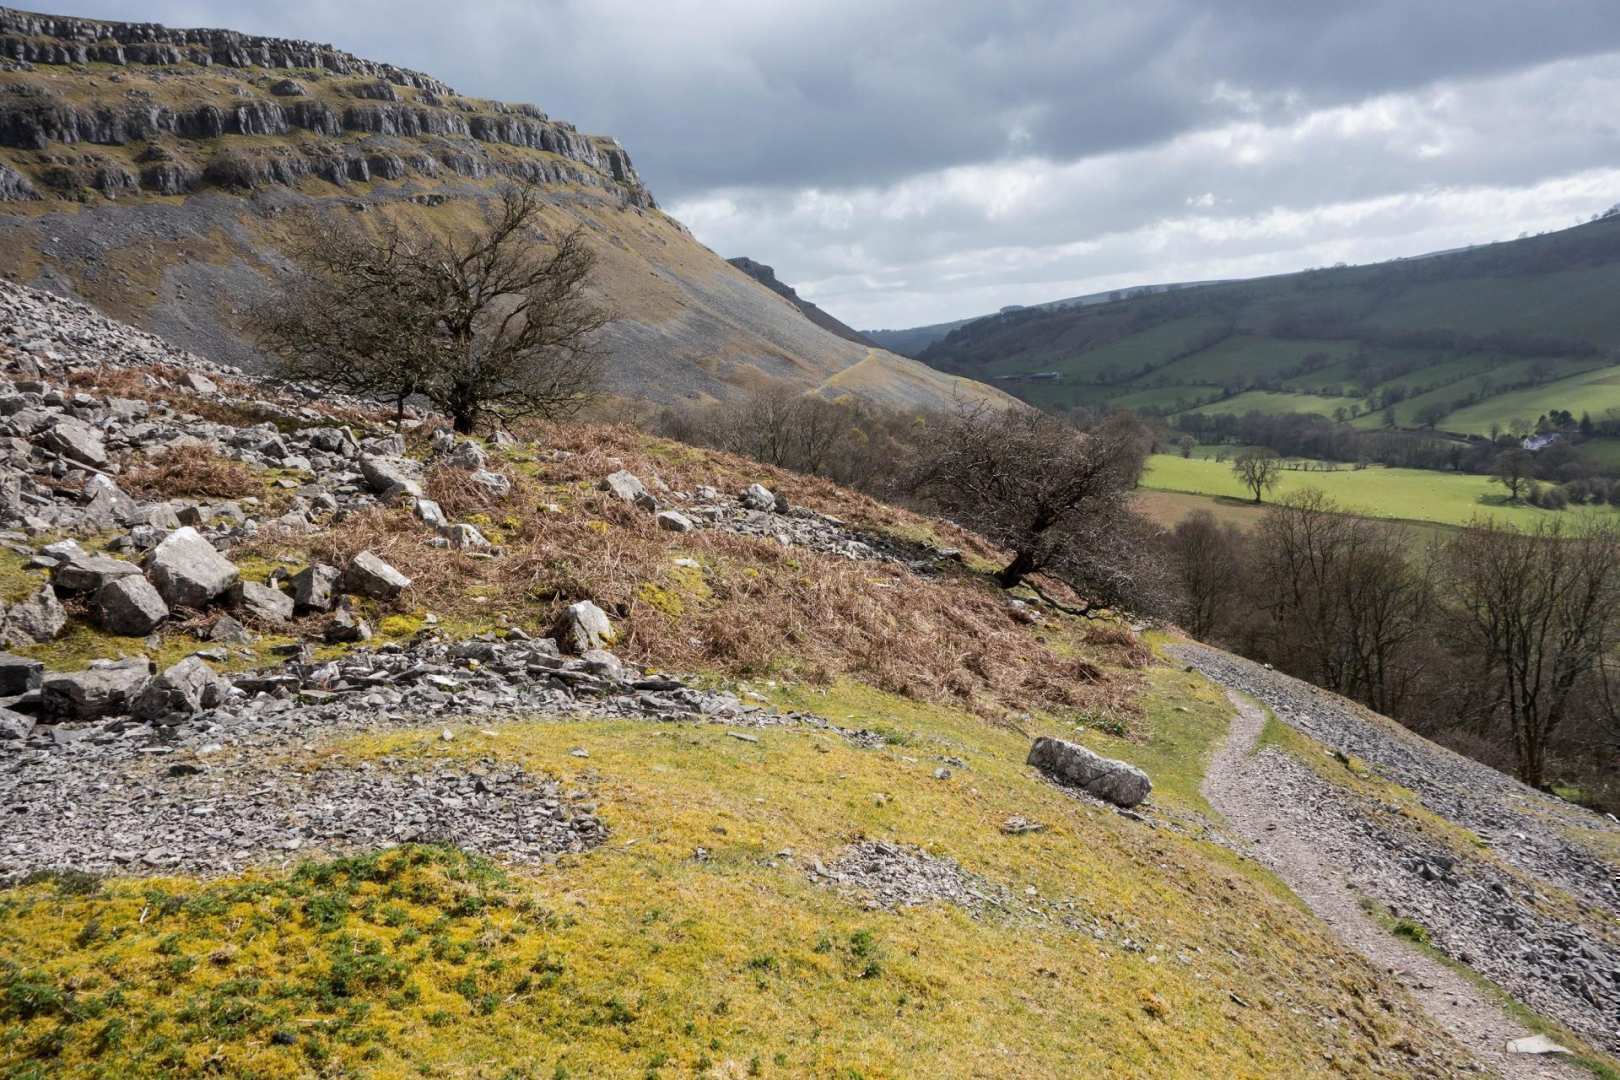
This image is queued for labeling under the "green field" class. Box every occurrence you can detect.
[1183,390,1362,419]
[1441,364,1620,435]
[1141,454,1616,528]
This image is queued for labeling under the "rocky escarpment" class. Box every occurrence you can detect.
[0,6,649,205]
[728,257,875,347]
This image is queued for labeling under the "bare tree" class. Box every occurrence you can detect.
[254,185,611,433]
[1493,448,1535,502]
[1169,509,1243,640]
[1232,448,1283,503]
[912,405,1170,615]
[251,210,431,426]
[1438,516,1620,786]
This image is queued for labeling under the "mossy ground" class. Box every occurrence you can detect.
[1,677,1462,1078]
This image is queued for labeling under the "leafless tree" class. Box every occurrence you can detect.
[1168,509,1244,640]
[911,405,1170,615]
[1232,447,1283,503]
[1492,448,1535,501]
[1438,515,1620,786]
[254,185,611,433]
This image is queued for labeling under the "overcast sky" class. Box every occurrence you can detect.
[20,1,1620,328]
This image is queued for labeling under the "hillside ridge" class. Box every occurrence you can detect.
[913,213,1620,426]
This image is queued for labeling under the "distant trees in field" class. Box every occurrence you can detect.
[1231,447,1282,502]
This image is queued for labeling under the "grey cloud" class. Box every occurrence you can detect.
[8,0,1620,325]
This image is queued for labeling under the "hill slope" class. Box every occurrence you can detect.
[0,6,1010,413]
[727,256,875,347]
[915,214,1620,425]
[6,279,1617,1077]
[865,280,1223,359]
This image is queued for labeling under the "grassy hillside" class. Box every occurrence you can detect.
[0,413,1476,1077]
[1141,453,1616,528]
[917,214,1620,433]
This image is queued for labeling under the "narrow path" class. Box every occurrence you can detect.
[1203,690,1581,1080]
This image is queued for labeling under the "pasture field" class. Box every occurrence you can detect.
[1181,390,1361,419]
[1140,454,1616,528]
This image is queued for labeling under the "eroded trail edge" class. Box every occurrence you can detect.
[1200,686,1585,1080]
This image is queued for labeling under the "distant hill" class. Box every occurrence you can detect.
[727,257,875,347]
[912,213,1620,433]
[865,280,1222,358]
[0,6,1011,414]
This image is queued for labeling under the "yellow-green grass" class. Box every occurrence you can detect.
[1442,363,1620,436]
[0,678,1460,1078]
[1142,453,1618,528]
[1178,390,1363,419]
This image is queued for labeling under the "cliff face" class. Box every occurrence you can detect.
[0,6,1012,413]
[727,257,875,347]
[0,6,650,205]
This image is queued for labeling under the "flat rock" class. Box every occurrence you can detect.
[42,659,150,722]
[40,417,107,467]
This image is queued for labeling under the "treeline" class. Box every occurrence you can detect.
[1169,493,1620,807]
[644,385,937,496]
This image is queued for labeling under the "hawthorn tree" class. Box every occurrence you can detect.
[911,405,1172,616]
[254,185,611,433]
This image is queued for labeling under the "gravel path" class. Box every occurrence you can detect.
[1203,689,1582,1079]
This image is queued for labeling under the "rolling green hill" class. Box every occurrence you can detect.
[916,214,1620,434]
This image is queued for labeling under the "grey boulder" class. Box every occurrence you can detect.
[230,580,294,623]
[145,526,239,609]
[130,656,229,723]
[94,575,171,636]
[42,658,150,721]
[40,417,107,467]
[656,510,694,533]
[600,470,647,503]
[3,584,66,645]
[359,454,424,499]
[343,550,411,599]
[290,563,341,612]
[52,553,143,594]
[554,600,615,653]
[740,483,778,512]
[0,652,44,696]
[1026,736,1152,808]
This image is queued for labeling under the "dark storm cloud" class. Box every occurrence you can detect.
[12,0,1620,324]
[16,0,1620,197]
